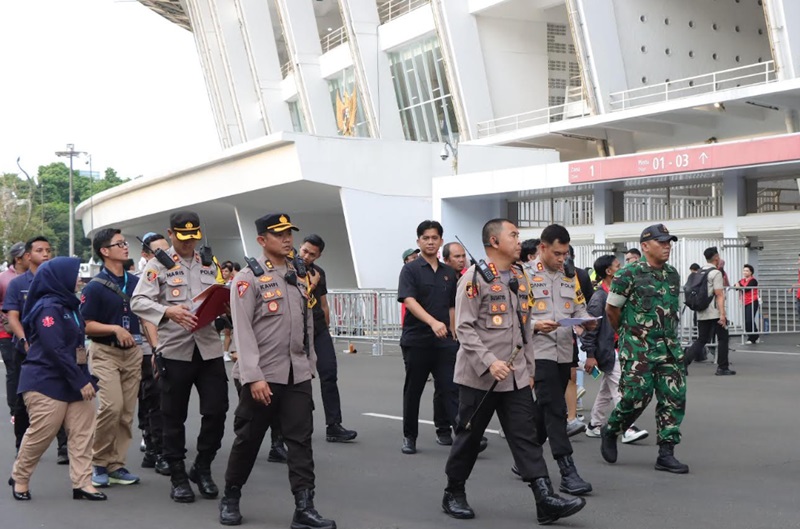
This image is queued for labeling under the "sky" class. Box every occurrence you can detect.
[0,0,219,180]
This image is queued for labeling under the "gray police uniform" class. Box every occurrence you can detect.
[131,247,229,466]
[223,254,318,494]
[528,257,589,460]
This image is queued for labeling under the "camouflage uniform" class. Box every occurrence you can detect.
[605,257,685,445]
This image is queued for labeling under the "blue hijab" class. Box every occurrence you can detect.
[21,257,81,339]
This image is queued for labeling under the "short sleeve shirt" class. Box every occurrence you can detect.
[697,266,724,320]
[80,268,141,336]
[398,257,457,348]
[2,270,34,313]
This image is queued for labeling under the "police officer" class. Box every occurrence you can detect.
[527,224,594,496]
[601,224,689,474]
[131,211,229,503]
[442,218,585,526]
[218,214,334,529]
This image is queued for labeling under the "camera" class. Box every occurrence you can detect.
[440,146,449,161]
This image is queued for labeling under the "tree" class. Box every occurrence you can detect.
[0,162,129,263]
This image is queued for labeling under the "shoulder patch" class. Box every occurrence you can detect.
[536,262,544,271]
[465,281,478,299]
[236,281,250,298]
[146,269,158,283]
[42,315,55,328]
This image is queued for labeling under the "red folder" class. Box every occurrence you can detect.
[191,284,230,332]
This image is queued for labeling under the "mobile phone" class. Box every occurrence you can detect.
[591,366,601,379]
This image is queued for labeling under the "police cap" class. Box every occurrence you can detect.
[170,211,202,241]
[255,213,300,235]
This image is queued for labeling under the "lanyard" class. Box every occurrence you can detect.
[70,311,81,327]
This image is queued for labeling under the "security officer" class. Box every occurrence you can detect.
[442,218,585,526]
[131,211,229,503]
[601,224,688,474]
[218,213,334,529]
[527,224,594,496]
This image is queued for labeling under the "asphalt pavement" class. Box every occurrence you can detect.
[1,336,800,529]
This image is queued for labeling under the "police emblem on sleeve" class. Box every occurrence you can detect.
[465,282,478,299]
[237,281,249,298]
[146,269,158,283]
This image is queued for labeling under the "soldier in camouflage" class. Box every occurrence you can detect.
[600,224,689,474]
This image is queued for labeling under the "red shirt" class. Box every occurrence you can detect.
[737,277,758,305]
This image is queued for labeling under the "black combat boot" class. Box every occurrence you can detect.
[155,454,171,476]
[169,461,196,503]
[325,424,357,443]
[188,456,219,499]
[142,450,157,469]
[600,426,618,463]
[654,443,689,474]
[267,439,289,463]
[555,455,592,495]
[441,480,475,519]
[219,485,243,526]
[291,489,336,529]
[530,477,586,525]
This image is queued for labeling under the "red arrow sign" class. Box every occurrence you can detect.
[568,133,800,183]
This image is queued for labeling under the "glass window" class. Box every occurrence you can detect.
[327,67,370,137]
[288,100,306,133]
[388,36,459,143]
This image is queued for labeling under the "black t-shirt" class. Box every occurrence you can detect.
[309,264,328,335]
[397,257,457,348]
[576,267,594,304]
[80,267,141,339]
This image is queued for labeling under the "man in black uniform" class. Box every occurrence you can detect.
[397,220,459,455]
[299,234,357,443]
[442,218,585,525]
[219,214,334,529]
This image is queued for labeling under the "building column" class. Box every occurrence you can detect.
[275,0,338,136]
[431,0,494,141]
[339,0,404,140]
[722,173,745,239]
[236,0,294,133]
[593,183,612,244]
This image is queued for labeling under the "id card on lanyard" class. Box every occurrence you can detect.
[70,311,88,365]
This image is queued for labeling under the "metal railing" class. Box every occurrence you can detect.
[476,99,591,138]
[609,61,777,112]
[280,61,294,79]
[378,0,431,24]
[320,26,348,53]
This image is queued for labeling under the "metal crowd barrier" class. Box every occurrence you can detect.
[327,286,800,352]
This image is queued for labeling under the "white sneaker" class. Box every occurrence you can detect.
[585,424,601,438]
[566,418,587,437]
[576,386,586,400]
[746,340,754,345]
[621,425,649,444]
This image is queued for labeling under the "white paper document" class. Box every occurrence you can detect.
[557,316,602,327]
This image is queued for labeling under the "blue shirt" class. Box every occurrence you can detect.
[80,267,141,339]
[18,303,95,402]
[2,270,34,313]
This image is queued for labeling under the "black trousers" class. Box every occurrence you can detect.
[533,360,573,459]
[138,355,163,452]
[744,301,760,342]
[161,348,229,463]
[688,319,730,369]
[446,384,548,483]
[233,378,282,445]
[433,386,451,436]
[1,337,17,415]
[401,343,458,439]
[225,378,315,492]
[314,329,343,426]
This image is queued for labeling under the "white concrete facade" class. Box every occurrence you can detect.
[86,0,800,287]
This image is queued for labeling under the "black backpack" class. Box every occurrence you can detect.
[683,268,714,311]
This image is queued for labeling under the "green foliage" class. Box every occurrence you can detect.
[0,162,129,262]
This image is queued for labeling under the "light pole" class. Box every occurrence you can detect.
[55,144,86,257]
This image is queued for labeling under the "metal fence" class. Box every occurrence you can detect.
[377,0,430,24]
[328,286,800,352]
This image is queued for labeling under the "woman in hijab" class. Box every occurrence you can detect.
[9,257,105,501]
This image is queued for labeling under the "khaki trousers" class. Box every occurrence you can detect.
[589,355,622,427]
[89,342,142,471]
[12,391,96,488]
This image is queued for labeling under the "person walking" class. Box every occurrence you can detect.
[9,257,106,501]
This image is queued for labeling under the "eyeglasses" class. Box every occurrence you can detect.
[104,241,129,249]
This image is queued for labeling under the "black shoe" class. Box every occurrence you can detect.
[442,491,475,519]
[654,443,689,474]
[530,477,586,525]
[435,433,453,446]
[72,488,107,501]
[9,477,31,501]
[511,465,521,477]
[189,462,219,499]
[326,424,357,443]
[267,442,288,463]
[169,461,196,503]
[219,486,243,526]
[56,448,69,465]
[401,437,416,455]
[478,436,488,453]
[142,451,156,469]
[600,426,618,464]
[154,455,171,475]
[715,368,737,376]
[291,489,336,529]
[556,455,592,495]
